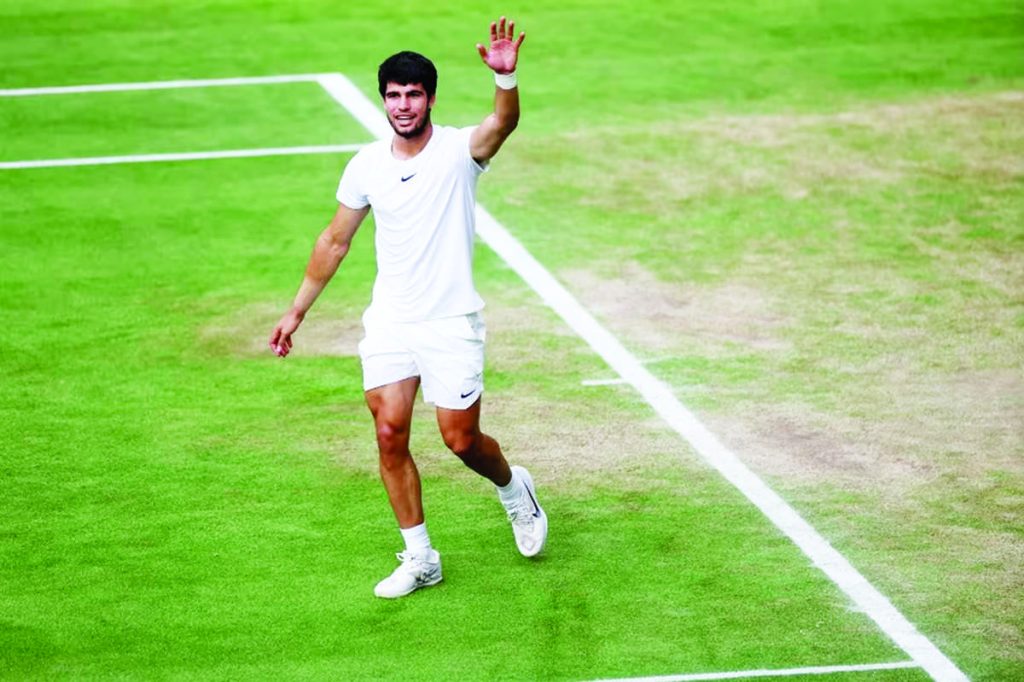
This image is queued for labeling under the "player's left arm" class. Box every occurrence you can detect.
[470,16,526,164]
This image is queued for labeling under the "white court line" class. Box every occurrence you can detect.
[0,144,365,170]
[592,660,920,682]
[316,73,394,141]
[318,73,966,682]
[583,356,682,385]
[0,73,328,97]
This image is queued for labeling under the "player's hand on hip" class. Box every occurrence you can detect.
[476,16,525,74]
[269,309,304,358]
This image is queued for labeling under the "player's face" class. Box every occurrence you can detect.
[383,82,435,139]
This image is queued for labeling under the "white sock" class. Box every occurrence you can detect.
[399,523,432,556]
[496,469,525,507]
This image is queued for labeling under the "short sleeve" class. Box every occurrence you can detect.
[459,126,489,175]
[335,153,369,209]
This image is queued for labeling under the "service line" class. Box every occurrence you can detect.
[0,73,329,97]
[0,144,365,170]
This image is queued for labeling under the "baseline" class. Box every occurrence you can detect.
[592,660,921,682]
[317,73,967,682]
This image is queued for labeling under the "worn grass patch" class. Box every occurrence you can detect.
[485,90,1024,677]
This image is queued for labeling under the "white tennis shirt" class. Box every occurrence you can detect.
[336,125,487,322]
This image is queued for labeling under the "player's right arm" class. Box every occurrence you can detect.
[269,203,370,357]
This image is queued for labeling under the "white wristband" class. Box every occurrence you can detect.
[494,71,518,90]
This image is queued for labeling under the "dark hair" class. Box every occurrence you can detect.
[378,51,438,99]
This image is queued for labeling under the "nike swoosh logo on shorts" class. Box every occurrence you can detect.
[460,389,476,399]
[401,174,416,182]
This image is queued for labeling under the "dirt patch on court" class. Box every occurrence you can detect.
[505,90,1024,495]
[563,263,792,356]
[200,292,691,487]
[907,222,1024,299]
[560,256,1023,499]
[701,367,1024,496]
[475,391,687,490]
[496,90,1024,665]
[199,300,364,357]
[502,90,1023,212]
[475,292,692,487]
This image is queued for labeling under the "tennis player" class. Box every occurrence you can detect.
[269,17,547,598]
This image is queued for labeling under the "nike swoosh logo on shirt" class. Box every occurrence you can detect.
[401,174,416,182]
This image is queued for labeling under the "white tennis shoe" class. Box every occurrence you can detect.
[374,549,443,599]
[504,465,548,557]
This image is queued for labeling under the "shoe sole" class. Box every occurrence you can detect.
[512,465,548,557]
[374,573,443,599]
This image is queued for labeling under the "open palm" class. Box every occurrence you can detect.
[476,16,525,74]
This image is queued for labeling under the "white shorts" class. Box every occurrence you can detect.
[358,308,487,410]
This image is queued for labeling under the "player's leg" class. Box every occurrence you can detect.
[419,311,548,557]
[366,376,422,528]
[432,385,547,560]
[365,377,443,598]
[360,307,443,598]
[435,400,547,557]
[436,397,512,485]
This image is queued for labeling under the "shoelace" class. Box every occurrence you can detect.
[393,548,438,577]
[395,551,432,570]
[507,497,536,528]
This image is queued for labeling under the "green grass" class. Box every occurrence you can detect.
[2,0,1022,680]
[0,152,915,679]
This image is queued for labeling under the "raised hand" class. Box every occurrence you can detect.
[476,16,525,75]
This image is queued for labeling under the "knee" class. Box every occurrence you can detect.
[376,421,409,461]
[443,429,479,460]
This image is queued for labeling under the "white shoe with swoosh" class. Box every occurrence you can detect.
[505,466,548,557]
[374,549,443,598]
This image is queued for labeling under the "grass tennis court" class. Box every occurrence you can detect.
[2,1,1021,680]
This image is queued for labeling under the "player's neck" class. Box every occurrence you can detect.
[391,123,434,161]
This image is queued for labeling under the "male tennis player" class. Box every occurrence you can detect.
[269,17,546,598]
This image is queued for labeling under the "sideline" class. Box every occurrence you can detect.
[317,73,966,682]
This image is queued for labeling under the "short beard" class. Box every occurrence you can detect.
[392,108,431,139]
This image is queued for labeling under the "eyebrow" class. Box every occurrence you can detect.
[386,86,425,96]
